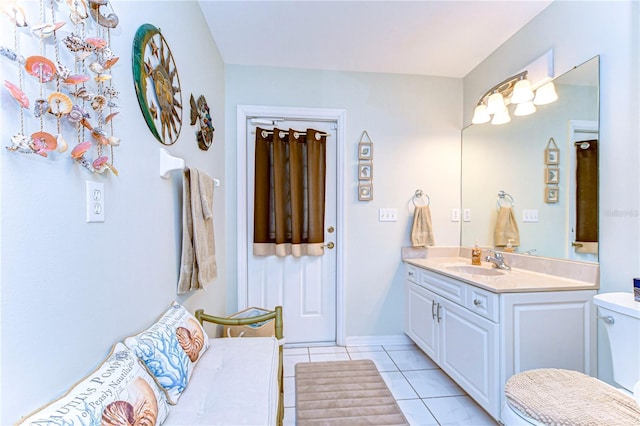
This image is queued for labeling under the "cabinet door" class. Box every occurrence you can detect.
[405,282,439,363]
[439,298,500,419]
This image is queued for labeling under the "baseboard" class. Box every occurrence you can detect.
[344,334,414,347]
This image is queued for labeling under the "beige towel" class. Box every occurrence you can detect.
[494,206,520,247]
[411,205,435,247]
[177,168,217,294]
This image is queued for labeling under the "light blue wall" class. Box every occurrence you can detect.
[463,0,640,385]
[0,1,226,422]
[224,67,463,339]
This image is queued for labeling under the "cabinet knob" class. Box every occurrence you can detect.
[473,299,482,306]
[408,271,414,276]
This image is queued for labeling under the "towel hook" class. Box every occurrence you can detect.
[413,189,430,207]
[497,190,514,209]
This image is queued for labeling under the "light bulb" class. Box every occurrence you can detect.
[533,81,558,105]
[472,104,491,124]
[491,108,511,125]
[511,79,534,104]
[487,92,507,114]
[514,101,536,116]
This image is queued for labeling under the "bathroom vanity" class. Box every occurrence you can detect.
[403,247,599,421]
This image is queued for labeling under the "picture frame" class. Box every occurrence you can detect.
[545,187,559,203]
[358,183,373,201]
[545,147,559,165]
[358,142,373,160]
[545,167,559,184]
[358,163,373,180]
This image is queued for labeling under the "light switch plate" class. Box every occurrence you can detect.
[379,208,398,222]
[523,209,539,222]
[451,208,461,222]
[463,208,471,222]
[86,181,104,223]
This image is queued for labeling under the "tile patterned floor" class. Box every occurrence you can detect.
[283,343,498,425]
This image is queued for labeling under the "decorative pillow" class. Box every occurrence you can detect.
[17,342,169,425]
[124,302,209,404]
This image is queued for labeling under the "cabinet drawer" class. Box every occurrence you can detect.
[467,286,499,322]
[420,269,466,305]
[406,265,419,283]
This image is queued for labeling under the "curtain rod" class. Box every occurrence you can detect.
[252,130,331,139]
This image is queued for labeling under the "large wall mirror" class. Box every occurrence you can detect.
[461,56,599,262]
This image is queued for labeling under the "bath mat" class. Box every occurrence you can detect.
[295,359,409,425]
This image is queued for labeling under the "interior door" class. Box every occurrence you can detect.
[246,118,337,344]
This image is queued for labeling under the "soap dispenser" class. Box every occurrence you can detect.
[471,242,482,266]
[505,239,515,253]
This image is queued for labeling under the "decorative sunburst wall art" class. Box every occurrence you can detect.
[132,24,182,146]
[1,0,121,175]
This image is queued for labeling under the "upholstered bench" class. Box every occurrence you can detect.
[16,303,284,426]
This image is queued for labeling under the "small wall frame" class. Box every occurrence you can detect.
[545,167,560,184]
[358,184,373,201]
[545,187,559,203]
[358,163,373,180]
[357,130,374,201]
[358,142,373,160]
[545,137,559,165]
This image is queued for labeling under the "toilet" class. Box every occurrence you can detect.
[501,292,640,425]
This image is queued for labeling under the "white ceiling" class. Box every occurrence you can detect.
[198,1,552,78]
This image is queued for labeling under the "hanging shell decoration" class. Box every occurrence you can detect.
[0,46,25,64]
[4,0,121,175]
[88,0,119,28]
[1,0,28,27]
[47,92,73,116]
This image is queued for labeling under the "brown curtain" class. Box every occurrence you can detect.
[253,127,326,257]
[575,139,598,253]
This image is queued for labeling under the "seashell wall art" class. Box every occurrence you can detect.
[1,0,121,175]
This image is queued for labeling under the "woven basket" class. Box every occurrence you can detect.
[224,307,275,338]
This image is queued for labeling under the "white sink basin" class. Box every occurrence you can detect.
[445,265,505,276]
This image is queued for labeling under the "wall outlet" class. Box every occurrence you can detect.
[378,208,398,222]
[523,209,539,222]
[463,208,471,222]
[86,181,105,223]
[451,208,461,222]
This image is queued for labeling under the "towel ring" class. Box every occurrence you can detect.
[497,190,514,209]
[413,189,430,207]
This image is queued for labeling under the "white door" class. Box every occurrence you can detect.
[567,120,598,262]
[245,118,337,344]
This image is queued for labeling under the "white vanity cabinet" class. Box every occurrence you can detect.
[404,263,596,421]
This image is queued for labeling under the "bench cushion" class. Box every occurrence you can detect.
[164,337,280,426]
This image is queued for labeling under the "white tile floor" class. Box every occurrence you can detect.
[283,343,498,425]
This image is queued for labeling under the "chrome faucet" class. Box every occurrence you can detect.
[485,250,511,270]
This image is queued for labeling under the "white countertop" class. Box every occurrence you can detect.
[404,256,599,293]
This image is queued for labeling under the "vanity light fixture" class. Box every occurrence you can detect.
[471,70,557,125]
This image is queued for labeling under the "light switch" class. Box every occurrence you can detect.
[523,209,539,223]
[379,208,398,222]
[463,209,471,222]
[451,208,461,222]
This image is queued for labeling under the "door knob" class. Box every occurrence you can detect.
[324,242,335,249]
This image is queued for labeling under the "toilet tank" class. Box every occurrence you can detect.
[593,292,640,392]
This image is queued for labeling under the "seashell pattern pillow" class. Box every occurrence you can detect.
[124,302,209,404]
[16,342,169,425]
